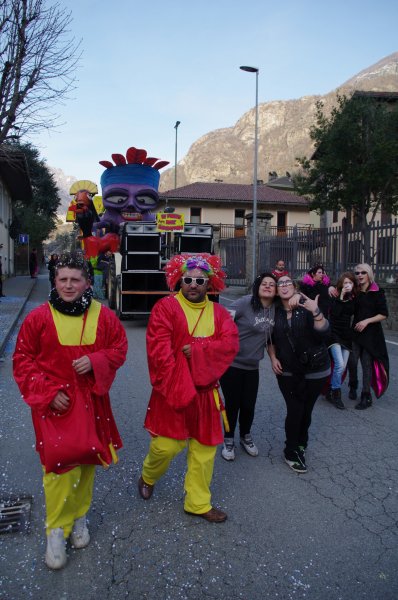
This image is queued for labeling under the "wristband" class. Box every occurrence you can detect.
[312,309,321,317]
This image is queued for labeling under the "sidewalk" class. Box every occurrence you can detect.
[0,274,36,356]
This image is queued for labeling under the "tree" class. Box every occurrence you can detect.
[294,93,398,259]
[0,0,81,143]
[9,141,61,247]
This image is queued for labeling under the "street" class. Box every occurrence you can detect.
[0,274,397,600]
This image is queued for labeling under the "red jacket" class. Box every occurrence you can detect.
[13,301,127,473]
[144,296,239,445]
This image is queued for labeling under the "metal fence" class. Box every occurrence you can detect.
[219,219,398,286]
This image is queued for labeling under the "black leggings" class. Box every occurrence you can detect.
[277,375,327,453]
[351,342,373,394]
[220,366,259,439]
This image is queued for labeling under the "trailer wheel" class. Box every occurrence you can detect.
[115,283,126,320]
[107,256,116,309]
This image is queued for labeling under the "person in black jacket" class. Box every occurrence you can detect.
[268,275,331,473]
[326,272,358,409]
[299,264,332,318]
[350,263,389,410]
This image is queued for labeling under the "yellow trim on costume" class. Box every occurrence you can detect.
[49,300,101,346]
[176,290,215,336]
[213,388,230,432]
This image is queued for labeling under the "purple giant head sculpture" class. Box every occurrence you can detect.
[98,147,169,233]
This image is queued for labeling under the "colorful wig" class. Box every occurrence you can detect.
[165,254,226,292]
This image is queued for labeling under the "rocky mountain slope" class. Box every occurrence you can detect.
[159,52,398,191]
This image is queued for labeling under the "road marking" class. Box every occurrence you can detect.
[386,339,398,346]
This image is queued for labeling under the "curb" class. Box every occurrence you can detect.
[0,279,37,357]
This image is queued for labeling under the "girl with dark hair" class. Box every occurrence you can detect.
[326,272,358,409]
[299,264,332,318]
[220,273,277,461]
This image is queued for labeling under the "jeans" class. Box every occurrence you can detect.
[277,375,328,453]
[329,344,350,390]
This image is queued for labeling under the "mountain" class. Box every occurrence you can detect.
[50,166,77,220]
[49,53,398,205]
[158,52,398,191]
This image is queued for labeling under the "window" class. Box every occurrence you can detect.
[234,209,245,229]
[277,211,287,233]
[190,207,201,224]
[332,209,338,223]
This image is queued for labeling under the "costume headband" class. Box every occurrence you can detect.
[99,146,169,190]
[165,253,226,292]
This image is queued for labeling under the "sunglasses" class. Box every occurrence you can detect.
[277,281,293,287]
[181,277,208,286]
[355,271,367,276]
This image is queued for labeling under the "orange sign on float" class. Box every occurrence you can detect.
[156,212,185,232]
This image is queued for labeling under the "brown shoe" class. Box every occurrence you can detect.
[138,476,154,500]
[184,507,227,523]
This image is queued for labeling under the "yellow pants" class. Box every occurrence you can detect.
[43,465,95,537]
[142,436,217,514]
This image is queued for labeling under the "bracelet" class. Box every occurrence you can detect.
[314,315,324,321]
[312,308,321,317]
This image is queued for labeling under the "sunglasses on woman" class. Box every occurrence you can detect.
[181,277,208,286]
[355,271,367,275]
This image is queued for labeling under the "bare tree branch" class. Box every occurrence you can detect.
[0,0,81,143]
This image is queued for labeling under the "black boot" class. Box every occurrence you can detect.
[332,388,345,409]
[348,381,358,400]
[325,387,333,403]
[355,391,372,410]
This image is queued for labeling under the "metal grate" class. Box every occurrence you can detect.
[0,497,32,534]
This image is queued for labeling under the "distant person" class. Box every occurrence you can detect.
[13,252,128,570]
[220,273,276,461]
[272,259,289,280]
[299,264,332,318]
[29,247,38,278]
[350,263,389,409]
[138,254,238,523]
[0,250,4,298]
[48,254,58,288]
[326,272,357,409]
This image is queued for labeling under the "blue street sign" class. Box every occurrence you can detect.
[19,233,29,244]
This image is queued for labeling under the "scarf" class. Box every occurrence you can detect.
[49,287,93,316]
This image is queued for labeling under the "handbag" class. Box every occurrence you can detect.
[40,389,106,474]
[285,324,329,372]
[299,345,330,370]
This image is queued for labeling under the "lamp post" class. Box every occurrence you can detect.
[240,65,259,283]
[174,120,181,189]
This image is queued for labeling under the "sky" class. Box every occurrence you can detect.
[30,0,398,189]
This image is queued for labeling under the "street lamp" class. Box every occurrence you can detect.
[240,65,259,283]
[174,120,181,189]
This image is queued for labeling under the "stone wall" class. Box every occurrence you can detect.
[383,284,398,331]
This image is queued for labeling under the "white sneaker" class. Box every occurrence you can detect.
[221,439,235,461]
[45,528,67,570]
[240,434,259,457]
[70,515,90,549]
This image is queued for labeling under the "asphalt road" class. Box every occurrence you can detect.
[0,276,397,600]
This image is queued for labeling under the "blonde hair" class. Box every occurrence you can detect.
[355,263,374,284]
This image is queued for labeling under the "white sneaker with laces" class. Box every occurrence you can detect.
[221,439,235,461]
[70,515,90,549]
[45,528,67,570]
[240,434,259,457]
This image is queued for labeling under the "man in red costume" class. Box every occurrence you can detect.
[13,252,127,570]
[138,254,239,522]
